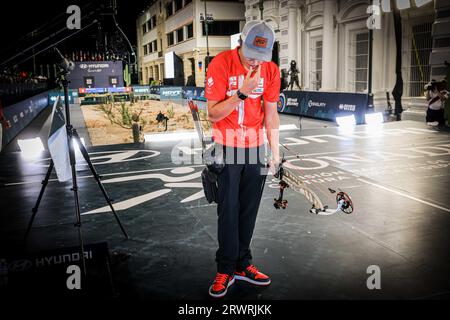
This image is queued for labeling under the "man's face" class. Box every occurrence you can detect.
[242,55,264,70]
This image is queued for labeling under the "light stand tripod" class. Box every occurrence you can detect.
[25,49,129,278]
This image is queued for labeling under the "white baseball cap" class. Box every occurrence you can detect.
[241,20,275,62]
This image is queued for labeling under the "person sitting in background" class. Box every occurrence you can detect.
[425,79,449,127]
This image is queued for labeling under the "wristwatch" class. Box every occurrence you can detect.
[237,89,248,100]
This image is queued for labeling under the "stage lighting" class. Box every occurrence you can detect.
[278,124,298,131]
[18,137,45,160]
[365,112,384,126]
[336,115,356,128]
[144,131,198,142]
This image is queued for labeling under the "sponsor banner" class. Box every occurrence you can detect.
[183,86,206,102]
[78,87,105,94]
[160,86,183,100]
[77,87,133,95]
[142,86,205,101]
[107,87,131,93]
[67,61,124,89]
[1,90,51,148]
[277,91,373,124]
[48,90,78,104]
[1,242,112,296]
[132,85,151,95]
[149,86,161,100]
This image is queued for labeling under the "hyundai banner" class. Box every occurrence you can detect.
[67,61,124,89]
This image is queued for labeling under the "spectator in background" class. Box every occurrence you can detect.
[186,74,196,87]
[0,99,11,152]
[288,60,301,90]
[444,62,450,126]
[280,69,288,91]
[425,79,449,127]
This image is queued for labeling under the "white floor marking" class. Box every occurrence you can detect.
[164,183,203,188]
[180,190,205,203]
[101,171,201,184]
[357,178,450,213]
[81,189,172,215]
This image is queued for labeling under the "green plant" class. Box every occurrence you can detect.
[199,110,212,131]
[98,102,144,130]
[167,103,175,119]
[121,102,131,126]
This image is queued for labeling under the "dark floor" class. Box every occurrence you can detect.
[1,113,450,301]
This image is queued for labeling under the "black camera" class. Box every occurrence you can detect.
[425,79,437,91]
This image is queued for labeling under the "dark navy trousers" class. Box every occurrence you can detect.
[215,145,266,275]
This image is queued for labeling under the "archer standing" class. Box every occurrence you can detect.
[205,21,281,298]
[288,60,301,90]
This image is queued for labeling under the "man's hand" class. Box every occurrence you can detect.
[437,90,448,101]
[240,65,261,95]
[268,158,280,176]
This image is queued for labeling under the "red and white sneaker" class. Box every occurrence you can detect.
[234,265,271,286]
[208,273,235,298]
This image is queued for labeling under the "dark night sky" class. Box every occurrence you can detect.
[0,0,148,66]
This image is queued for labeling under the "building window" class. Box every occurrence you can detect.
[167,32,174,46]
[155,65,159,80]
[187,23,193,39]
[310,37,322,91]
[143,44,148,55]
[142,23,147,34]
[148,40,157,53]
[174,0,183,12]
[177,27,184,43]
[348,31,368,93]
[407,22,433,97]
[166,2,173,17]
[202,20,240,36]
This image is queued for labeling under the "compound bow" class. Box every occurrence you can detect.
[273,144,354,215]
